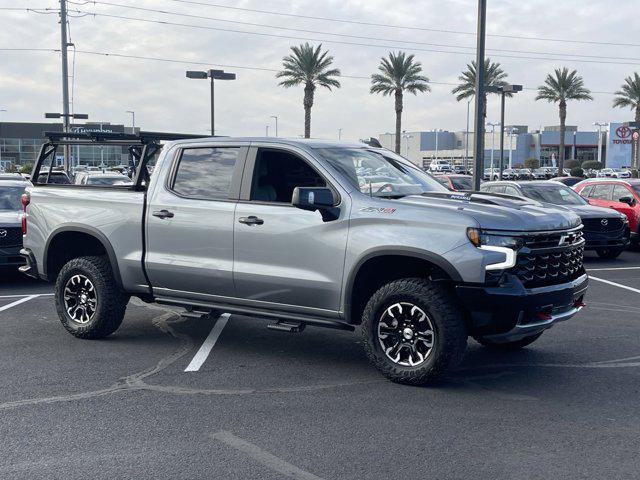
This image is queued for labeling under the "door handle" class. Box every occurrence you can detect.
[238,215,264,225]
[152,209,174,219]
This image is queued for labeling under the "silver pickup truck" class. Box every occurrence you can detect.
[21,134,588,385]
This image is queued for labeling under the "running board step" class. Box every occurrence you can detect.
[267,321,306,333]
[181,308,213,319]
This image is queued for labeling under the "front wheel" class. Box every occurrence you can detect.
[361,278,467,386]
[474,332,543,350]
[596,248,624,259]
[54,255,129,339]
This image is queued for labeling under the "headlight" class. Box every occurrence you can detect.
[467,228,520,271]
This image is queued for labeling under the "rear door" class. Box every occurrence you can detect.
[232,145,349,314]
[145,143,248,299]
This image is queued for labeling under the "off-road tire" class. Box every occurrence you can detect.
[361,278,467,386]
[54,255,128,339]
[474,332,543,350]
[596,248,624,259]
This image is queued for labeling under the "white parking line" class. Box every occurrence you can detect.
[184,313,230,372]
[587,266,640,272]
[589,275,640,294]
[0,293,53,299]
[0,295,41,312]
[211,430,325,480]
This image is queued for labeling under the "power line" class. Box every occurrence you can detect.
[162,0,640,49]
[70,0,640,63]
[62,10,640,67]
[0,47,618,94]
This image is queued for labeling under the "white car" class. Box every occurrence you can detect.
[74,171,133,186]
[597,168,631,179]
[429,159,452,173]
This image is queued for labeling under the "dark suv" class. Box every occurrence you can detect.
[482,180,630,258]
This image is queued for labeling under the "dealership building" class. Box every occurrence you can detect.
[380,122,633,170]
[0,122,138,170]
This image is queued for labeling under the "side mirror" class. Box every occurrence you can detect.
[618,196,636,206]
[292,187,339,221]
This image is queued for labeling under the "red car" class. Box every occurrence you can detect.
[432,174,473,191]
[574,179,640,244]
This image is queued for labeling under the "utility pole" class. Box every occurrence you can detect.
[59,0,71,171]
[472,0,487,191]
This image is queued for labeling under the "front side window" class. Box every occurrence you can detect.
[590,184,613,200]
[172,147,239,200]
[250,149,326,203]
[520,184,586,205]
[613,185,632,202]
[315,147,447,198]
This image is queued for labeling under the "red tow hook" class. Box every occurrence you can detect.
[573,300,586,308]
[535,312,553,321]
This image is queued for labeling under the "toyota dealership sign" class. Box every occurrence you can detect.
[608,122,632,168]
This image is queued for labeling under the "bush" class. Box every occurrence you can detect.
[564,159,579,169]
[20,163,33,174]
[570,167,584,177]
[581,160,603,170]
[4,164,18,173]
[524,158,539,169]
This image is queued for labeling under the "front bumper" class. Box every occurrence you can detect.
[0,245,25,267]
[456,273,588,341]
[583,227,630,250]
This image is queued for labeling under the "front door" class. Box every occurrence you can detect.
[145,144,247,299]
[233,146,349,315]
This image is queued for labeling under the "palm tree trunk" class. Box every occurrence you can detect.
[303,83,314,138]
[558,100,567,176]
[395,89,403,154]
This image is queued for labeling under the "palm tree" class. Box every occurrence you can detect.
[276,43,341,138]
[451,58,509,116]
[613,72,640,123]
[536,68,592,175]
[370,51,430,153]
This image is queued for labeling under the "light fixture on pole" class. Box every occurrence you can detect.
[126,110,135,130]
[594,122,608,166]
[485,83,523,180]
[270,115,278,137]
[186,69,236,136]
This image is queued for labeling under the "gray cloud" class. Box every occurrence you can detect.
[0,0,637,140]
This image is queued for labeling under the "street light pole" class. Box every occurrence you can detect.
[265,125,269,137]
[434,129,440,160]
[59,0,72,171]
[472,0,487,190]
[338,128,342,140]
[270,115,278,137]
[186,69,236,136]
[402,133,413,161]
[594,122,607,166]
[126,110,135,130]
[465,99,471,170]
[508,127,518,168]
[0,109,5,166]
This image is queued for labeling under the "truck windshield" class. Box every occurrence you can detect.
[315,147,447,197]
[520,184,586,206]
[0,186,26,211]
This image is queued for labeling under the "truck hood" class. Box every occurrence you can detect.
[397,192,581,232]
[0,210,21,227]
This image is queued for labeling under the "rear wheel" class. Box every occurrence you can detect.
[361,278,467,385]
[474,332,543,350]
[596,248,624,259]
[54,255,129,339]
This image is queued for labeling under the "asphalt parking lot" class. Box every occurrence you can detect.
[1,251,639,480]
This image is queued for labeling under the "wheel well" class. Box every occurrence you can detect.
[46,231,109,281]
[347,255,453,325]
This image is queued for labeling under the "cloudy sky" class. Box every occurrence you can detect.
[0,0,638,140]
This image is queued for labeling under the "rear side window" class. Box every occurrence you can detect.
[504,186,520,196]
[578,185,593,198]
[172,147,239,200]
[590,184,613,200]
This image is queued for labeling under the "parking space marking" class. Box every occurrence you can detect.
[587,266,640,272]
[0,295,41,312]
[184,313,230,372]
[211,430,325,480]
[0,293,53,299]
[590,275,640,294]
